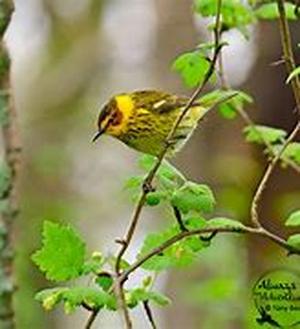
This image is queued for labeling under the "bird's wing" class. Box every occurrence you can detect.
[132,90,190,114]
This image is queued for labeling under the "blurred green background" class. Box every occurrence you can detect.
[3,0,300,328]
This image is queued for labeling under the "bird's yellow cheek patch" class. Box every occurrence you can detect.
[109,95,134,136]
[115,95,134,118]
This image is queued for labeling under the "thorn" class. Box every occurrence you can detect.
[173,206,188,232]
[115,238,127,247]
[200,230,218,242]
[270,58,285,66]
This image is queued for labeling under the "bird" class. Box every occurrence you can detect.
[92,90,209,157]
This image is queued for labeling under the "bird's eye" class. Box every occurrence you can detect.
[111,110,122,126]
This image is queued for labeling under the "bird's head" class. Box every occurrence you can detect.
[93,94,134,142]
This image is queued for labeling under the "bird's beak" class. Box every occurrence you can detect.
[92,128,105,142]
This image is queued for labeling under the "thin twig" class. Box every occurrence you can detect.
[107,1,225,328]
[236,106,300,174]
[250,0,300,228]
[116,224,299,287]
[84,309,100,329]
[276,0,300,108]
[143,301,157,329]
[251,121,300,227]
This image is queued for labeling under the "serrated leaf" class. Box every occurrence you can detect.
[36,286,116,314]
[63,287,112,313]
[171,182,216,214]
[255,3,298,21]
[138,222,207,271]
[206,217,245,230]
[200,89,253,120]
[172,51,211,88]
[244,125,287,145]
[35,288,67,311]
[285,210,300,227]
[129,288,171,307]
[32,221,86,282]
[287,234,300,249]
[194,0,255,33]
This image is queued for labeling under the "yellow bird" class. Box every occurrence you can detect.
[93,90,208,156]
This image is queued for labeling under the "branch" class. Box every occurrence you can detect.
[250,0,300,228]
[104,1,225,328]
[236,106,300,174]
[251,120,300,227]
[116,224,299,288]
[143,301,157,329]
[276,0,300,108]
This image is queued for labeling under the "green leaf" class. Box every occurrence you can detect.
[206,217,245,230]
[36,286,115,314]
[286,66,300,84]
[282,142,300,165]
[139,155,186,182]
[285,210,300,227]
[129,288,171,307]
[200,89,253,119]
[172,51,211,88]
[32,221,86,282]
[171,182,216,214]
[63,287,113,313]
[138,221,207,271]
[95,273,113,292]
[0,163,11,198]
[124,175,144,190]
[194,0,255,32]
[35,287,67,311]
[244,125,287,145]
[82,252,104,275]
[255,3,298,21]
[146,191,167,206]
[107,256,131,270]
[287,234,300,249]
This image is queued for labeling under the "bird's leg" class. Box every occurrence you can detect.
[172,206,188,232]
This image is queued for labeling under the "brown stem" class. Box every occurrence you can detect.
[84,309,100,329]
[116,224,299,288]
[276,0,300,108]
[143,301,157,329]
[109,1,225,328]
[251,121,300,227]
[237,107,300,174]
[250,0,300,228]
